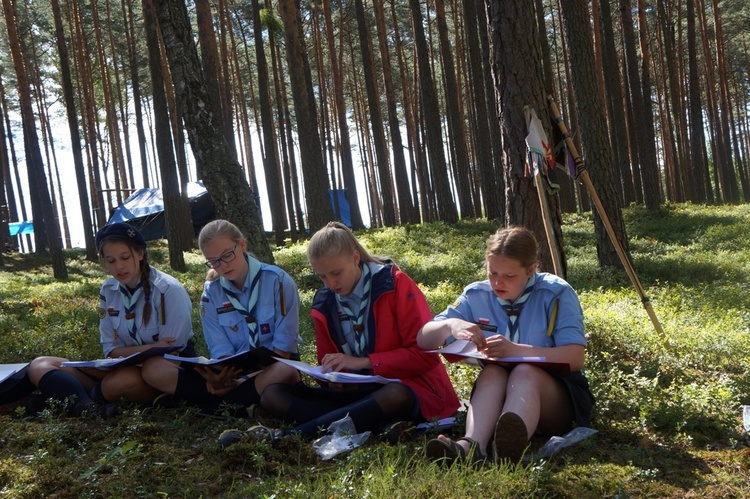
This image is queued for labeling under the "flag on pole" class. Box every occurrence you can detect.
[525,108,560,194]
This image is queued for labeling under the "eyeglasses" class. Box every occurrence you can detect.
[204,243,238,269]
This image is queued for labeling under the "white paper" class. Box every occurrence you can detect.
[429,339,546,363]
[274,357,400,385]
[0,363,29,384]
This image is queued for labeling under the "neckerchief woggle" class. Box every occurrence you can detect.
[119,282,143,345]
[220,254,262,349]
[335,263,372,357]
[496,274,536,343]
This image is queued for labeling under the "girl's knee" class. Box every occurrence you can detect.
[28,357,64,385]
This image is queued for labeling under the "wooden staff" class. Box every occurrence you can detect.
[547,95,667,341]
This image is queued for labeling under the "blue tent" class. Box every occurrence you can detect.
[9,221,34,236]
[108,181,215,240]
[328,189,352,228]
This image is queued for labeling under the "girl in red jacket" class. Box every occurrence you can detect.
[220,221,459,447]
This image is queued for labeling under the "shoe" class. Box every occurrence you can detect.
[493,412,528,463]
[151,393,180,409]
[426,436,487,467]
[25,393,48,415]
[219,424,284,450]
[382,420,417,444]
[73,401,119,419]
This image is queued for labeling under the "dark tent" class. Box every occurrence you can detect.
[328,189,352,227]
[108,181,215,240]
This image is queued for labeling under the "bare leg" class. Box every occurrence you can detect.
[27,356,96,391]
[101,366,161,405]
[141,357,181,394]
[253,362,300,394]
[502,363,573,438]
[438,364,509,456]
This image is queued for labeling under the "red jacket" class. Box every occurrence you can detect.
[310,264,460,421]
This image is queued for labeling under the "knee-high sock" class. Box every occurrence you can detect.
[174,369,259,414]
[37,370,93,406]
[288,395,386,438]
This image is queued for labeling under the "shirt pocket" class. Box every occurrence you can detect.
[255,305,276,336]
[217,311,246,334]
[526,327,555,348]
[140,325,161,344]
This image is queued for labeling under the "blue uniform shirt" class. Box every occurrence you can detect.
[200,254,301,358]
[433,272,586,348]
[98,266,194,357]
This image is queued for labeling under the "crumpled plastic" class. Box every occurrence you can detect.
[312,414,371,460]
[535,427,598,458]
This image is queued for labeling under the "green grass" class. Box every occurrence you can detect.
[2,203,750,497]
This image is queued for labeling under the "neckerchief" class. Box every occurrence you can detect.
[220,254,262,349]
[335,264,372,357]
[496,274,536,343]
[119,282,143,345]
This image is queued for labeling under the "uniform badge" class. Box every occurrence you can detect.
[230,325,238,332]
[260,323,271,335]
[113,330,119,342]
[450,299,462,309]
[201,304,205,316]
[98,307,106,319]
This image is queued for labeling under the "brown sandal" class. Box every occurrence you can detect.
[426,436,487,466]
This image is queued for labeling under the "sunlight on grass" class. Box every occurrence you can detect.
[2,203,750,496]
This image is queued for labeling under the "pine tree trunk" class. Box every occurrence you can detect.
[51,0,97,260]
[486,0,565,274]
[373,0,418,224]
[2,0,67,278]
[559,0,631,268]
[152,0,272,262]
[409,0,457,223]
[686,0,710,202]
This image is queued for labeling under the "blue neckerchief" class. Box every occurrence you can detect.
[335,264,372,357]
[120,282,143,345]
[496,274,536,343]
[220,254,262,349]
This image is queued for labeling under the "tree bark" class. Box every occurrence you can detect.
[2,0,67,278]
[152,0,272,262]
[486,0,565,274]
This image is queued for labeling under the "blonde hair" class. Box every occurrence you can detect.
[307,221,385,264]
[485,226,538,269]
[198,219,246,281]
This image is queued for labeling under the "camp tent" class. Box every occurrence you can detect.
[108,181,215,240]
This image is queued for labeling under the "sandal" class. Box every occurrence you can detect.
[426,436,487,467]
[493,412,528,463]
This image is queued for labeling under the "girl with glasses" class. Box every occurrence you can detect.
[419,227,594,465]
[219,221,459,447]
[142,219,301,415]
[26,223,194,417]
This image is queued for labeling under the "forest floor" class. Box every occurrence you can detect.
[1,203,749,497]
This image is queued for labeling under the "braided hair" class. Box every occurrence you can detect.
[98,236,152,326]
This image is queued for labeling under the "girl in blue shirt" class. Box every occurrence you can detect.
[142,219,300,414]
[418,226,594,464]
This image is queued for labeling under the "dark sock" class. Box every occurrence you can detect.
[290,396,387,438]
[174,369,220,412]
[37,370,93,406]
[223,378,260,407]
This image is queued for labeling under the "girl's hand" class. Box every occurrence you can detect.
[195,365,242,393]
[320,353,371,373]
[482,334,518,359]
[450,320,489,351]
[153,337,177,348]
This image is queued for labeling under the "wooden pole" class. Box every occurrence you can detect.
[548,95,667,341]
[524,106,564,277]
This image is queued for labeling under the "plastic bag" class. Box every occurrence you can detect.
[312,414,371,460]
[536,427,598,458]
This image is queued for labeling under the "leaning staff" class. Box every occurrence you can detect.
[547,95,666,341]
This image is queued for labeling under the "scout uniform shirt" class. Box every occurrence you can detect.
[433,272,586,349]
[98,266,193,357]
[200,253,301,358]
